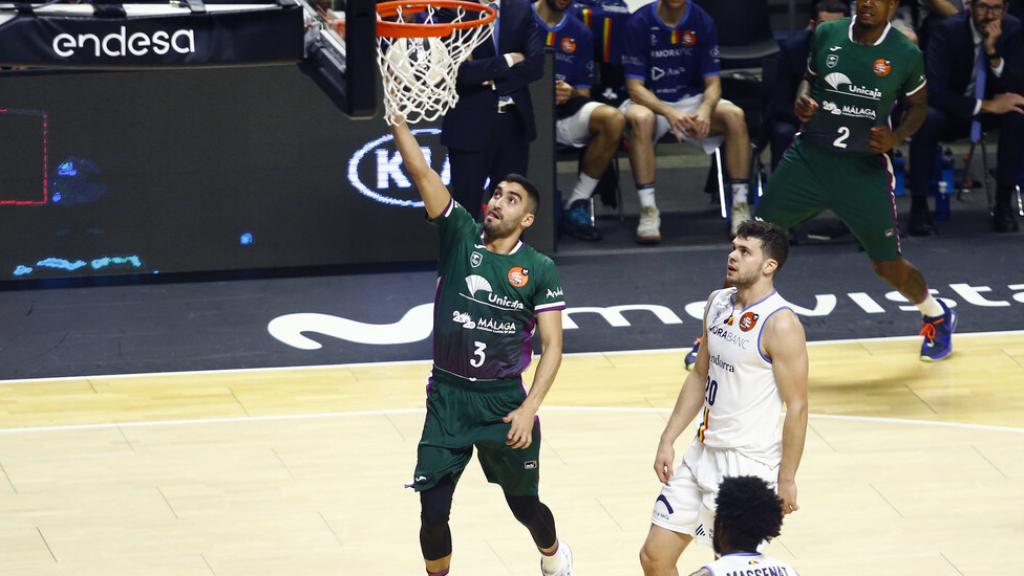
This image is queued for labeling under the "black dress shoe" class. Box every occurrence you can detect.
[992,209,1020,233]
[908,214,937,237]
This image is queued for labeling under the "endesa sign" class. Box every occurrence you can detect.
[51,26,197,59]
[0,4,304,67]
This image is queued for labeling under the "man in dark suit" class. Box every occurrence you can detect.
[441,0,545,220]
[909,0,1024,234]
[768,0,849,170]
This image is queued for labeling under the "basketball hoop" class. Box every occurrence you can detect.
[376,0,496,125]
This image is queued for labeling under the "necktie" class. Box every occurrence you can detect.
[489,2,499,53]
[971,46,986,143]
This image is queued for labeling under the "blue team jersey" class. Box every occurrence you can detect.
[622,1,720,101]
[533,8,595,89]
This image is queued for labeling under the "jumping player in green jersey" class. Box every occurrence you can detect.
[757,0,958,361]
[388,118,574,576]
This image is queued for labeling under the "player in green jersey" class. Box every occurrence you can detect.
[757,0,958,362]
[389,118,574,576]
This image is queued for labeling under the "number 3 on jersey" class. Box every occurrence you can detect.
[833,126,850,149]
[470,341,487,368]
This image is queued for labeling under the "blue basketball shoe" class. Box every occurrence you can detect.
[562,199,601,241]
[919,300,957,362]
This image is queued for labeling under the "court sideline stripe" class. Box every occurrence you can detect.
[0,406,1019,435]
[2,329,1022,386]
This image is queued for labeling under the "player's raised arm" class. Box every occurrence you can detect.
[389,118,452,219]
[764,309,808,515]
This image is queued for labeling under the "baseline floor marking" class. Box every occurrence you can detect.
[2,329,1022,386]
[0,406,1020,435]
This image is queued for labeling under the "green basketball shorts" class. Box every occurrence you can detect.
[757,137,902,262]
[411,369,541,496]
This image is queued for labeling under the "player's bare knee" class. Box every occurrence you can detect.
[723,105,748,138]
[593,106,625,142]
[638,544,667,575]
[626,105,656,134]
[871,259,904,287]
[606,107,626,138]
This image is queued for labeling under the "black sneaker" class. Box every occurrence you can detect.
[908,212,937,236]
[992,209,1020,233]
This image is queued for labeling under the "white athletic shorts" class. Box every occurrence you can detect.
[555,101,604,148]
[619,93,727,154]
[650,441,778,546]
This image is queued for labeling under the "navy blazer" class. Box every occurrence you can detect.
[926,11,1024,121]
[441,0,545,151]
[769,27,812,125]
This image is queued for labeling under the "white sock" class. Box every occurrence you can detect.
[565,173,600,208]
[637,185,657,209]
[541,542,562,574]
[917,295,944,318]
[731,181,750,205]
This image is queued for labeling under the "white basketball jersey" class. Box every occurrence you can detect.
[703,552,798,576]
[697,288,791,464]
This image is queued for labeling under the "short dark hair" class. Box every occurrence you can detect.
[736,220,789,273]
[499,173,541,214]
[715,476,784,551]
[813,0,849,17]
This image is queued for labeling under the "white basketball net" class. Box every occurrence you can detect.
[378,4,494,125]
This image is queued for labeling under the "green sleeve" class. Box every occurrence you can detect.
[531,258,566,314]
[902,49,927,97]
[430,199,477,255]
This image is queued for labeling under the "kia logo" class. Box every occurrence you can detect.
[346,128,451,208]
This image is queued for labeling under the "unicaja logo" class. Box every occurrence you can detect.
[52,27,196,58]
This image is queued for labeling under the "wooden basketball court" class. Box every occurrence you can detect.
[0,332,1021,575]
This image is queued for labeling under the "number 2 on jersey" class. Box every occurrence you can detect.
[833,126,850,149]
[470,341,487,368]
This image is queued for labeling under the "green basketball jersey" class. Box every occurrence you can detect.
[431,199,565,382]
[802,18,925,154]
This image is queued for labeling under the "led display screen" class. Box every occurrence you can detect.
[0,63,555,280]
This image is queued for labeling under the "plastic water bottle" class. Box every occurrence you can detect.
[935,148,954,221]
[941,148,956,195]
[892,149,906,197]
[936,180,950,221]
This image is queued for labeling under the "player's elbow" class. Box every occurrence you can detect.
[541,337,563,359]
[785,396,808,420]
